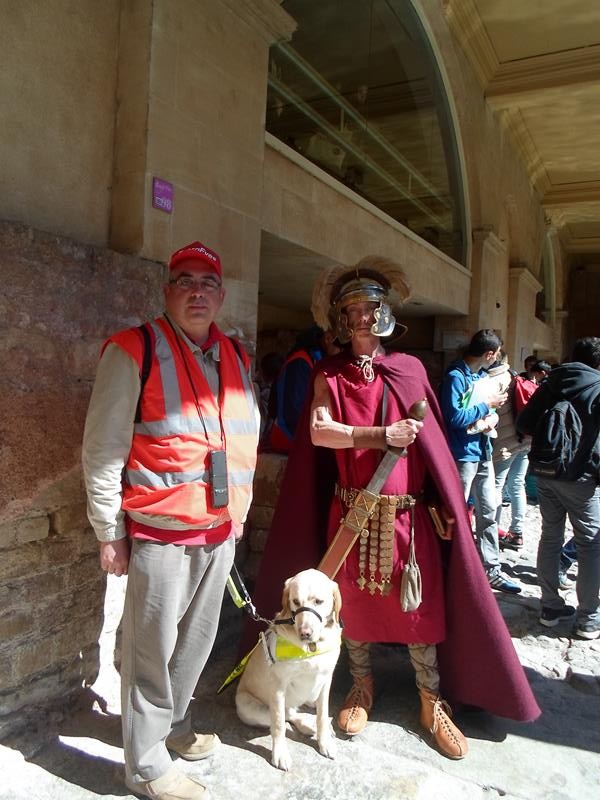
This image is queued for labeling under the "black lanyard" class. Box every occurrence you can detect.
[165,316,225,448]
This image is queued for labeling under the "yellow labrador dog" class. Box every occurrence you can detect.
[236,568,342,771]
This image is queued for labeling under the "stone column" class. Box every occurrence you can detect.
[507,266,543,365]
[109,0,296,349]
[109,0,154,255]
[469,228,509,336]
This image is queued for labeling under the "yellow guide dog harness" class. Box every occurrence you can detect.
[218,620,341,693]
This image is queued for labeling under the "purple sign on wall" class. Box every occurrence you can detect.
[152,177,173,213]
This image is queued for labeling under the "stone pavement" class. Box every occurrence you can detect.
[2,499,599,800]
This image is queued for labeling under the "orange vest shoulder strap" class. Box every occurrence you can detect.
[104,326,147,370]
[131,324,250,423]
[285,349,314,369]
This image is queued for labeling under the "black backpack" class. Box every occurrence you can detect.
[528,398,585,481]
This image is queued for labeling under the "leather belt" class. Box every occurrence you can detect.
[335,484,423,511]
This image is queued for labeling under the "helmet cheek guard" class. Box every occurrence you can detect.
[330,308,353,344]
[371,302,396,338]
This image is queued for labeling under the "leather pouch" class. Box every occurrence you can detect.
[400,530,422,612]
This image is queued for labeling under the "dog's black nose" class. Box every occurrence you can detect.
[300,631,312,641]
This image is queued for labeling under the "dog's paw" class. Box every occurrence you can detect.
[318,734,336,760]
[271,742,292,771]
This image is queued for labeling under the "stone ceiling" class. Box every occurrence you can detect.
[444,0,600,260]
[259,1,600,321]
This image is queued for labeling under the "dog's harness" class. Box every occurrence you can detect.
[260,628,342,665]
[217,623,341,694]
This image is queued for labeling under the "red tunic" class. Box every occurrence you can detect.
[324,358,444,643]
[241,351,540,722]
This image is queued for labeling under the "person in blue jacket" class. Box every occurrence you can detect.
[440,329,521,594]
[268,326,339,452]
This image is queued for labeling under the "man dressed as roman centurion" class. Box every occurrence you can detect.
[244,256,540,759]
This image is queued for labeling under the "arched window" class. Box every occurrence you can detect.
[266,0,466,264]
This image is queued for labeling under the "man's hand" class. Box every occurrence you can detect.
[489,389,508,407]
[440,507,455,540]
[385,418,423,448]
[232,520,244,541]
[99,538,130,577]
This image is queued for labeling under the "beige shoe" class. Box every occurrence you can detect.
[419,688,468,760]
[337,674,374,735]
[166,731,220,761]
[125,765,209,799]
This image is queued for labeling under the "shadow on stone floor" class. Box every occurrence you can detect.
[17,581,600,800]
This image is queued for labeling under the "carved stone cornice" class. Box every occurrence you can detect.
[509,266,542,293]
[443,3,600,101]
[441,0,498,88]
[550,218,600,254]
[543,181,600,207]
[220,0,296,44]
[562,234,600,254]
[486,44,600,104]
[499,109,551,196]
[472,227,506,256]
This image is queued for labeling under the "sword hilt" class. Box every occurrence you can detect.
[394,397,428,458]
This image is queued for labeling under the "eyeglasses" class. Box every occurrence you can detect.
[169,276,222,293]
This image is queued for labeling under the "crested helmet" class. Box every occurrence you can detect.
[311,257,411,344]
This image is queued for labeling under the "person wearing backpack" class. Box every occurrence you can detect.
[516,337,600,639]
[82,241,260,799]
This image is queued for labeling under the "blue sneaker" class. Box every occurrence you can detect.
[558,569,573,589]
[488,571,522,594]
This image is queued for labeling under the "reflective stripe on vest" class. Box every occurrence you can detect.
[108,317,258,526]
[132,321,257,437]
[126,466,256,490]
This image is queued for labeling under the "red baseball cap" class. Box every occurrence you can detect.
[169,241,222,278]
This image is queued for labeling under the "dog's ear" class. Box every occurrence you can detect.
[331,581,342,624]
[280,579,292,619]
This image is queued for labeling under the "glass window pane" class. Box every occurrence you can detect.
[267,0,466,264]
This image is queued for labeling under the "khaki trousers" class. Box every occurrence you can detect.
[121,536,234,783]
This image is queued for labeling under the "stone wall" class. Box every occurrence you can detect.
[0,221,164,742]
[0,0,120,245]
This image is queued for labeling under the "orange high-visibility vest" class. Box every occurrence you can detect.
[106,317,258,527]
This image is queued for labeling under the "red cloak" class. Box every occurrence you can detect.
[241,351,540,722]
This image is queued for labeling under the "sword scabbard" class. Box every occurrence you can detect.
[318,489,379,578]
